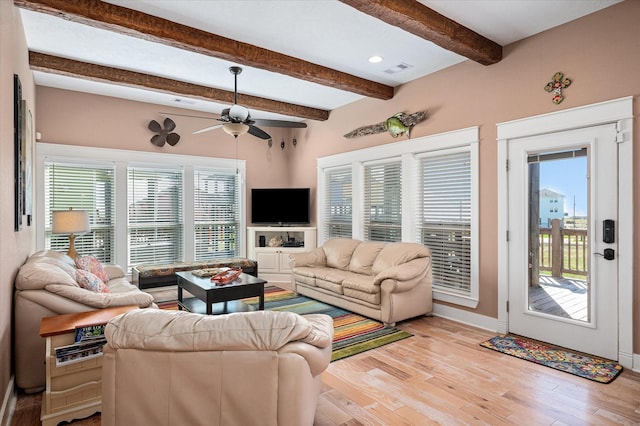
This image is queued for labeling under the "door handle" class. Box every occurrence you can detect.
[595,248,615,260]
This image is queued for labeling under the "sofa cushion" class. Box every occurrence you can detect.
[342,273,378,294]
[322,238,361,270]
[348,241,385,275]
[76,269,110,293]
[343,287,381,305]
[290,267,318,287]
[372,242,432,275]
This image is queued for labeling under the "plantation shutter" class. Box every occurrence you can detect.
[44,162,115,263]
[323,167,353,240]
[364,160,402,242]
[417,151,472,293]
[193,169,240,260]
[127,166,183,269]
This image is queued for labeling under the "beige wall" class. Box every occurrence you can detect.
[10,0,640,385]
[0,1,36,406]
[35,87,300,216]
[294,0,640,346]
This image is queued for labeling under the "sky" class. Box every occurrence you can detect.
[539,156,587,217]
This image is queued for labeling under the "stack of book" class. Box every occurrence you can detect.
[54,323,107,366]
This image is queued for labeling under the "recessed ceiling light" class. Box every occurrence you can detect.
[368,55,383,64]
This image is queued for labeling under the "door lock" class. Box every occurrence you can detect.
[595,249,615,260]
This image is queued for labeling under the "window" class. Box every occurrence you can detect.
[364,161,402,242]
[417,151,471,294]
[194,168,240,260]
[44,162,115,263]
[317,127,478,307]
[37,143,246,271]
[321,167,352,240]
[127,167,183,268]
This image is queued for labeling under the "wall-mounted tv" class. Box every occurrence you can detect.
[251,188,311,225]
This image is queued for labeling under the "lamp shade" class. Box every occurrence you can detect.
[222,122,249,137]
[52,208,90,234]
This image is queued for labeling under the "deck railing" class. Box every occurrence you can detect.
[539,220,588,277]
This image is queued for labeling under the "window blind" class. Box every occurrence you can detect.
[364,161,401,242]
[417,151,471,293]
[127,167,183,269]
[323,167,353,240]
[44,162,115,263]
[193,169,240,260]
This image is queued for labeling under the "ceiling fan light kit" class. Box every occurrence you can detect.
[222,122,249,137]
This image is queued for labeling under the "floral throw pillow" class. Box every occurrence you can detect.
[75,255,109,283]
[75,269,110,293]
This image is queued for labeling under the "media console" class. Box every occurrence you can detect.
[247,226,316,284]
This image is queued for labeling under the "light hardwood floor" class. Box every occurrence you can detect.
[11,315,640,425]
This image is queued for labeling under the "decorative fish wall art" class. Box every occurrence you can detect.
[344,110,428,139]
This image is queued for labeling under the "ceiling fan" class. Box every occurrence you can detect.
[186,66,307,141]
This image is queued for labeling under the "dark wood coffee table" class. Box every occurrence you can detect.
[175,271,267,315]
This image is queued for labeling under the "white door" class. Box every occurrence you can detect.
[507,124,618,360]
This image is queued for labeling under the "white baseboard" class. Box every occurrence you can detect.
[632,354,640,373]
[0,376,16,426]
[432,302,499,332]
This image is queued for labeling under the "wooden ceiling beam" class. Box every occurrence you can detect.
[338,0,502,66]
[15,0,394,100]
[29,52,330,121]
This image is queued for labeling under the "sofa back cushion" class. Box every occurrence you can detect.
[349,241,386,275]
[106,310,332,351]
[15,251,78,290]
[372,242,432,274]
[322,238,361,270]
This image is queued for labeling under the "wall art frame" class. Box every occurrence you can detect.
[22,101,33,226]
[14,74,23,231]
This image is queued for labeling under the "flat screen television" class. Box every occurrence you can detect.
[251,188,311,225]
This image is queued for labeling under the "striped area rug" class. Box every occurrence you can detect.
[246,286,413,361]
[161,286,413,362]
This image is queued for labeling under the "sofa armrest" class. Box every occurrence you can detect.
[103,265,125,280]
[289,248,326,268]
[45,284,155,308]
[373,258,429,290]
[278,313,334,376]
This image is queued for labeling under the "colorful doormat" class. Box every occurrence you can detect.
[160,286,412,362]
[480,335,622,384]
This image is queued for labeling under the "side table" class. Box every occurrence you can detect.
[39,305,138,426]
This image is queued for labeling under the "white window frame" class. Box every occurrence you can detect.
[317,127,479,308]
[36,143,246,272]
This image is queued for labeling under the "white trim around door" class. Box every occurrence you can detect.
[496,96,634,369]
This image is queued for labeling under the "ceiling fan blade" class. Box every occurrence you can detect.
[253,119,307,129]
[248,125,272,140]
[159,112,217,120]
[229,104,250,122]
[193,124,223,135]
[163,117,176,132]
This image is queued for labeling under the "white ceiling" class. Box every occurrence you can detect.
[20,0,622,122]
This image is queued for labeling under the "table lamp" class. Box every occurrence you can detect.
[52,207,90,258]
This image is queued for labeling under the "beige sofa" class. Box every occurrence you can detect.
[102,309,333,426]
[14,250,156,393]
[290,238,432,326]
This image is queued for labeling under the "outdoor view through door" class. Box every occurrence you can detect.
[528,149,589,321]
